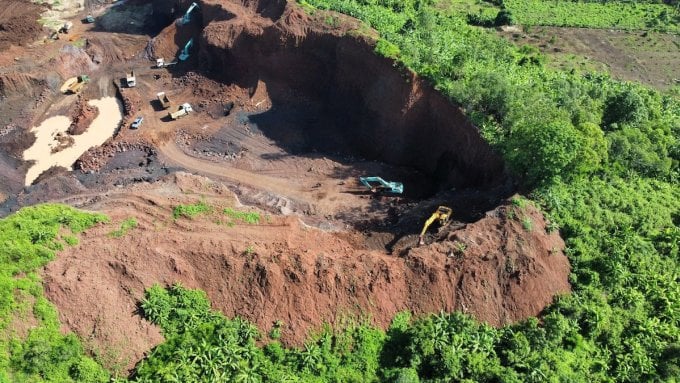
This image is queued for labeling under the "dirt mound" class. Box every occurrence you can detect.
[0,0,46,50]
[42,173,569,371]
[68,95,100,135]
[50,44,98,79]
[0,72,45,98]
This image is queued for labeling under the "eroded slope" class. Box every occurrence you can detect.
[44,173,570,370]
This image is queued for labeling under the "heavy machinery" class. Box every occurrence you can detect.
[359,176,404,194]
[125,70,136,87]
[59,75,90,94]
[59,21,73,34]
[84,15,95,23]
[157,92,171,109]
[155,58,177,68]
[178,2,199,25]
[418,206,453,245]
[169,103,193,120]
[178,38,193,61]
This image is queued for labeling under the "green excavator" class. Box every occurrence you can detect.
[359,176,404,194]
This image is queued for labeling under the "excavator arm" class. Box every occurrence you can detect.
[418,206,452,245]
[420,214,440,238]
[358,176,404,194]
[180,2,199,25]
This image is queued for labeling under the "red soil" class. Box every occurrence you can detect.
[0,0,45,51]
[68,95,100,135]
[43,173,569,371]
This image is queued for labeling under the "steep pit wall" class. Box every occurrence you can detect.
[187,0,507,190]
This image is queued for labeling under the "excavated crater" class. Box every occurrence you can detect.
[153,0,507,197]
[141,0,518,257]
[24,0,571,370]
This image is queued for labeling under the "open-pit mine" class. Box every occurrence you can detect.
[0,0,570,369]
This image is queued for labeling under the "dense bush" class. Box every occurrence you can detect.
[131,284,386,383]
[0,205,109,382]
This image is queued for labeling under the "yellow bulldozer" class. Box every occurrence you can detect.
[418,206,452,246]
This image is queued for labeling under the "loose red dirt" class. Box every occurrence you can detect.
[0,0,45,51]
[44,172,570,371]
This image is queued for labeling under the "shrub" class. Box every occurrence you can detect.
[495,8,514,26]
[172,201,211,219]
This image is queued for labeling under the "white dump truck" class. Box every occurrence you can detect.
[126,70,136,87]
[169,103,193,120]
[157,92,171,109]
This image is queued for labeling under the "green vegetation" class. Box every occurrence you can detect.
[298,0,679,381]
[2,1,679,382]
[129,284,388,382]
[223,208,261,225]
[243,245,255,256]
[127,281,680,382]
[442,0,680,31]
[0,204,110,382]
[504,0,680,32]
[108,218,138,238]
[172,201,211,220]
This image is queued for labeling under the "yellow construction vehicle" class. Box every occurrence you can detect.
[59,75,90,94]
[418,206,452,246]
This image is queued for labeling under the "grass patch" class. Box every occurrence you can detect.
[172,201,211,220]
[504,0,680,32]
[108,218,138,238]
[0,204,110,382]
[222,207,261,224]
[62,234,79,246]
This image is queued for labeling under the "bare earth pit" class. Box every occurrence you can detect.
[0,0,571,372]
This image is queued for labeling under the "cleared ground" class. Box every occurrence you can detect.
[500,26,680,90]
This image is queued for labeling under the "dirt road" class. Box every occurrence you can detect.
[159,140,377,218]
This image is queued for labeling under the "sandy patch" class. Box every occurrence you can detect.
[23,96,123,185]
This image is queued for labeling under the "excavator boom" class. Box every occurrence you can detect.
[418,206,452,245]
[358,176,404,194]
[179,2,199,25]
[179,38,194,61]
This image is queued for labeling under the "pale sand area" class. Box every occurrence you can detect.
[23,97,123,185]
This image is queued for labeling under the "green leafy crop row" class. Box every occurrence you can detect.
[504,0,680,32]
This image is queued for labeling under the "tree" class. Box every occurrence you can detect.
[602,87,649,128]
[495,8,515,26]
[505,120,584,185]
